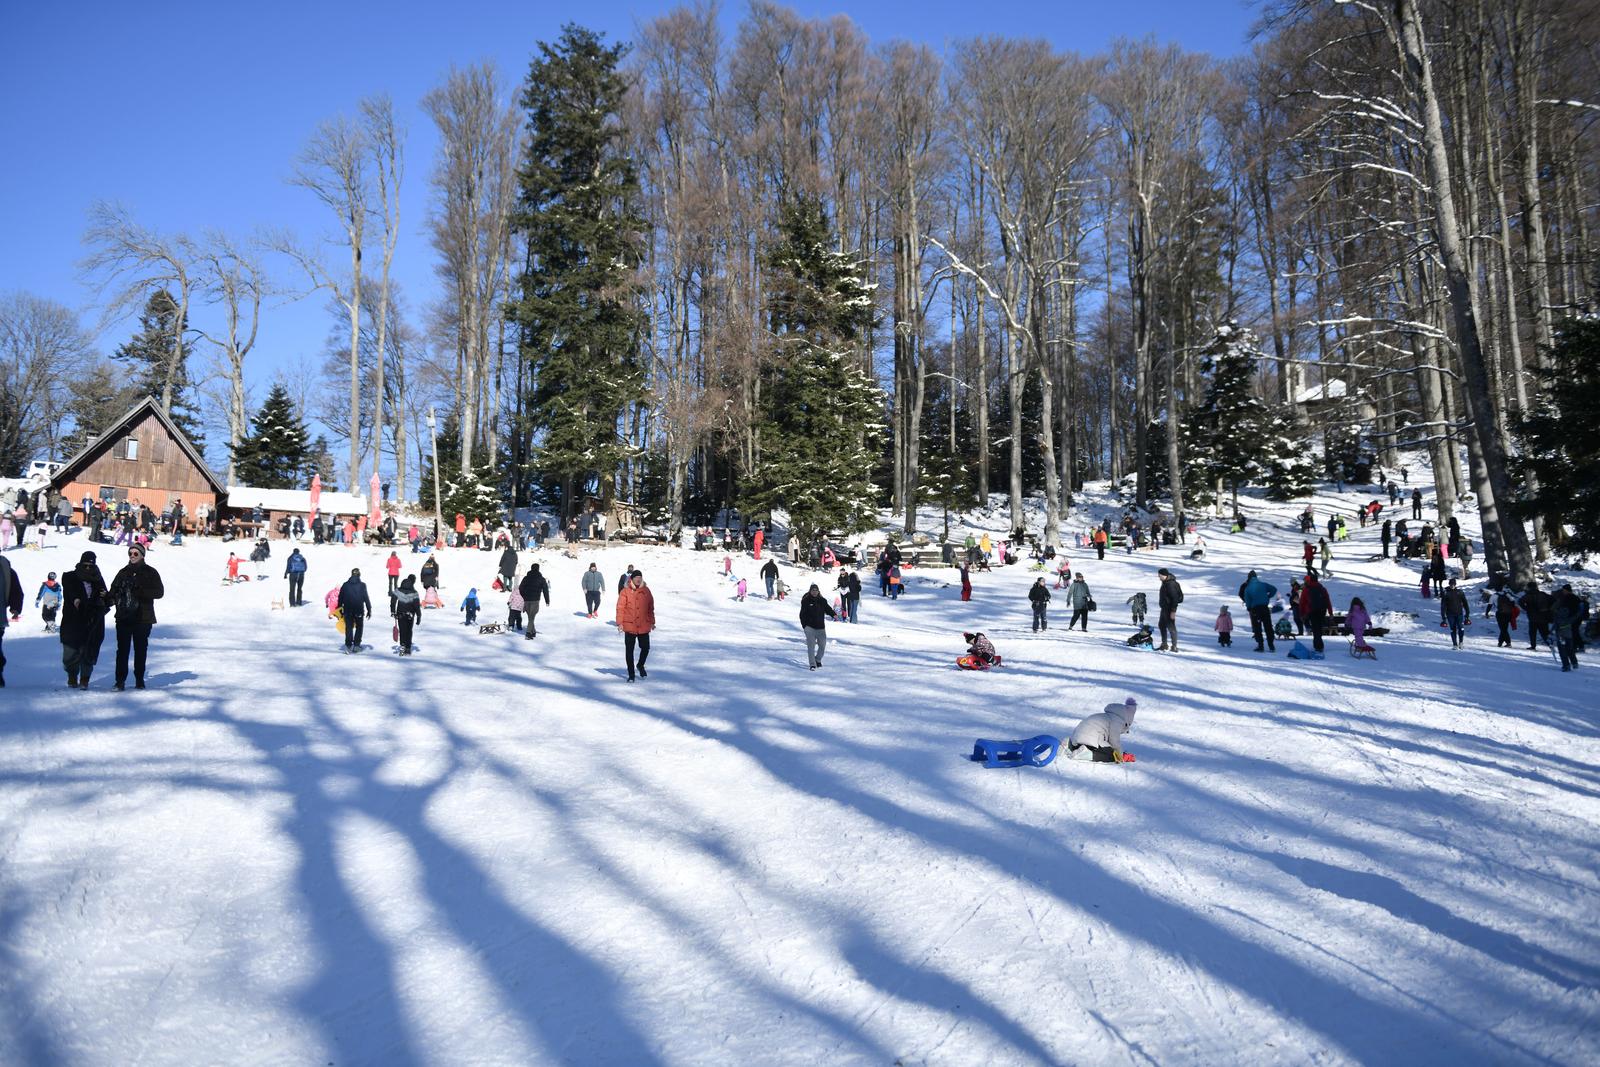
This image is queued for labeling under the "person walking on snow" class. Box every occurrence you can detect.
[109,544,164,690]
[1157,569,1184,652]
[616,571,655,681]
[761,558,779,600]
[59,552,108,688]
[1299,573,1332,653]
[459,587,480,626]
[1068,697,1138,763]
[1318,538,1332,577]
[518,564,551,639]
[1440,578,1470,649]
[799,582,837,670]
[1238,570,1277,652]
[497,545,518,590]
[1214,606,1234,646]
[1068,574,1093,631]
[1127,591,1147,627]
[959,562,973,602]
[284,547,308,606]
[844,568,861,623]
[1412,487,1423,520]
[1029,577,1051,632]
[1553,585,1583,671]
[386,551,403,595]
[581,562,605,617]
[391,575,422,654]
[1494,587,1518,647]
[0,554,20,686]
[36,571,62,633]
[339,569,372,652]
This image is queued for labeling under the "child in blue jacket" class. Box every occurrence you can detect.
[460,588,480,626]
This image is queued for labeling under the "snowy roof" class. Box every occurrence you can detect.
[224,486,368,514]
[1293,378,1349,405]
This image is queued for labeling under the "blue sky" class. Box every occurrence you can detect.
[1,0,1257,460]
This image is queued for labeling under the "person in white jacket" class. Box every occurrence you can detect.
[1068,697,1138,762]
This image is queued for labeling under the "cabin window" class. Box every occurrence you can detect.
[121,437,139,461]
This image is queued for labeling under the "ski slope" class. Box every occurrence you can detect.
[1,478,1596,1066]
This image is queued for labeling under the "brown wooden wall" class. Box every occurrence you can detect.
[57,410,218,527]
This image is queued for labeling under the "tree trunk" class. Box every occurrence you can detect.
[1396,0,1532,584]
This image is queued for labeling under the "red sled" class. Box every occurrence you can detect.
[956,654,1003,671]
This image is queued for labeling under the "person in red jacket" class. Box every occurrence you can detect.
[1299,574,1332,653]
[616,571,656,681]
[385,551,402,595]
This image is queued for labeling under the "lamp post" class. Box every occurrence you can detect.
[426,406,443,535]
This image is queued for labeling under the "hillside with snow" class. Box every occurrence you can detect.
[1,473,1596,1066]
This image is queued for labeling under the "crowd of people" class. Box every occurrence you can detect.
[2,470,1594,692]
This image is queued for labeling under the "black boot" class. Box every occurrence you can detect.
[80,669,92,689]
[67,672,78,688]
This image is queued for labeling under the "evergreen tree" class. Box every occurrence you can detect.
[230,383,314,488]
[418,413,503,523]
[309,435,337,486]
[1516,316,1600,554]
[56,361,140,458]
[113,290,204,447]
[508,24,646,514]
[742,197,885,547]
[1185,323,1274,512]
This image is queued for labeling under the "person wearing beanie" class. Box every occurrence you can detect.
[1157,569,1185,652]
[391,575,422,655]
[338,568,372,652]
[798,582,837,670]
[60,552,109,689]
[1068,698,1138,762]
[518,563,551,639]
[36,571,63,633]
[616,570,656,680]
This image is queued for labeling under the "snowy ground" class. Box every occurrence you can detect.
[2,474,1597,1066]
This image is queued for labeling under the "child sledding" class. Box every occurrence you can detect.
[957,632,1001,670]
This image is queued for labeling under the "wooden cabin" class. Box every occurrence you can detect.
[50,397,224,529]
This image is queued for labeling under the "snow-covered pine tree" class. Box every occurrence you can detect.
[230,383,313,489]
[418,413,503,523]
[742,197,884,549]
[1186,323,1275,513]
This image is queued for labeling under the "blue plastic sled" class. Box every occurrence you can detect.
[971,734,1061,768]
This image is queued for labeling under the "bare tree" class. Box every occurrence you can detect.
[80,201,196,414]
[363,95,404,487]
[192,232,268,483]
[423,63,519,476]
[0,293,96,470]
[290,114,368,492]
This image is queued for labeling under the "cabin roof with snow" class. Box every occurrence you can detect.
[49,396,225,498]
[1292,378,1351,406]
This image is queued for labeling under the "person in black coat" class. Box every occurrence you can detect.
[518,564,552,640]
[1028,577,1051,632]
[761,558,780,599]
[419,557,440,590]
[391,575,422,655]
[1157,568,1184,652]
[338,568,372,652]
[497,545,519,589]
[1380,519,1393,558]
[844,569,862,623]
[1412,487,1424,519]
[108,544,164,689]
[798,584,836,670]
[59,552,109,689]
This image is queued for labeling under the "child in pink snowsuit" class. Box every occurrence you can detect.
[1214,605,1234,647]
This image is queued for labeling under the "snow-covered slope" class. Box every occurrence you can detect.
[1,476,1596,1066]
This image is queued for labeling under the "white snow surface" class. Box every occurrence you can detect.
[2,476,1598,1066]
